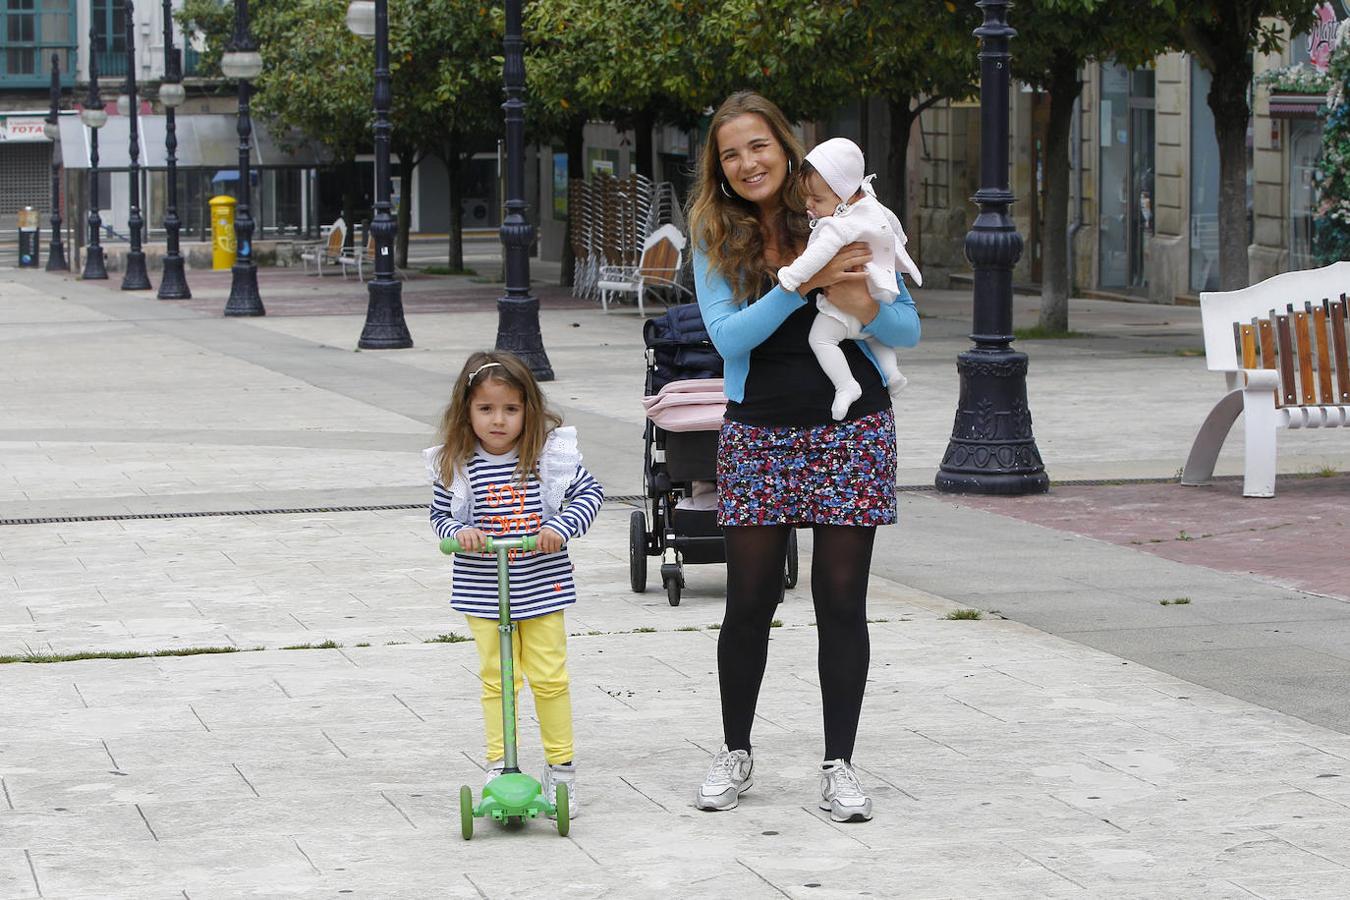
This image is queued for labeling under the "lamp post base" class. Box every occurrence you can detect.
[121,251,152,291]
[46,241,69,272]
[935,348,1049,496]
[157,253,191,299]
[358,279,412,349]
[82,246,108,280]
[495,295,554,381]
[224,261,265,316]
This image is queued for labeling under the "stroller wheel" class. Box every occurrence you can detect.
[629,510,648,593]
[785,529,799,590]
[665,575,681,607]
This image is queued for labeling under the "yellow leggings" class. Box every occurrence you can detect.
[465,611,573,766]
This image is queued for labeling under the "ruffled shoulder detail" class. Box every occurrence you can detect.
[422,445,444,484]
[538,426,581,516]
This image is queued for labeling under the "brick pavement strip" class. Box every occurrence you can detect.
[5,267,1350,895]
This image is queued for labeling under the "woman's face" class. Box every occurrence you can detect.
[716,113,789,211]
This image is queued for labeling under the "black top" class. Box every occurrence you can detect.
[725,291,890,427]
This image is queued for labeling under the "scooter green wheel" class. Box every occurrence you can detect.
[459,785,474,840]
[555,783,569,836]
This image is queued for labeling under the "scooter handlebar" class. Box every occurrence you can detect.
[440,534,539,555]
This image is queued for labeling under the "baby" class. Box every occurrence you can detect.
[777,138,922,420]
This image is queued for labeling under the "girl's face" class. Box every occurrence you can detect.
[468,379,526,456]
[716,113,789,211]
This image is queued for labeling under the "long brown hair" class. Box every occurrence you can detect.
[687,91,811,301]
[434,351,562,487]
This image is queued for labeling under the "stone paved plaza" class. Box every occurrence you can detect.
[2,264,1350,898]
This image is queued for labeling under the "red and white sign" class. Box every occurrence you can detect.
[0,116,51,142]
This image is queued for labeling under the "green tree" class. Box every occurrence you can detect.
[1015,0,1173,331]
[179,0,501,272]
[1315,33,1350,263]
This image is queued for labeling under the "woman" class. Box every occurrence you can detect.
[689,91,920,822]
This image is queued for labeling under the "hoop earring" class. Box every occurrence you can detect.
[787,158,793,176]
[720,180,733,199]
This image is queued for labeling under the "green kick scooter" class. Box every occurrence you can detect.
[440,534,569,840]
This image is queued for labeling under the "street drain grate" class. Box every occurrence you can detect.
[0,495,654,527]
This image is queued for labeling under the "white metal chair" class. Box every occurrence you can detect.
[298,218,346,276]
[597,224,691,316]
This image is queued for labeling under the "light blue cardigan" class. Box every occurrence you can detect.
[693,247,921,403]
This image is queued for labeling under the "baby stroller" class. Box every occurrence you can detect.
[632,304,798,606]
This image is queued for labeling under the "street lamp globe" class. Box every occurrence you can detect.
[43,119,59,141]
[346,0,376,38]
[80,106,107,129]
[116,92,131,116]
[221,48,263,79]
[160,81,186,108]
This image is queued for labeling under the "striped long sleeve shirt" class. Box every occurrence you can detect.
[430,447,604,620]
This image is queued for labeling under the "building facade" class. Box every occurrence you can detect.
[913,6,1345,303]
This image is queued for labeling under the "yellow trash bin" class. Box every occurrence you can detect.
[209,195,238,269]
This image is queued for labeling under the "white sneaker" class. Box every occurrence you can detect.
[542,762,577,819]
[819,759,872,822]
[694,745,754,811]
[483,759,504,788]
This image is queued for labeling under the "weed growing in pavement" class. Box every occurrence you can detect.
[945,609,983,620]
[632,627,657,633]
[675,626,701,632]
[354,643,370,648]
[1177,531,1194,541]
[707,623,721,630]
[424,634,470,644]
[586,630,604,636]
[282,640,342,650]
[769,619,783,628]
[1159,597,1192,606]
[0,646,251,665]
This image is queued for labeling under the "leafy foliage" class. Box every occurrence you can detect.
[1316,24,1350,263]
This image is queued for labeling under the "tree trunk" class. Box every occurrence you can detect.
[886,97,915,225]
[441,134,465,272]
[560,116,585,288]
[633,107,655,179]
[1038,63,1081,333]
[1208,60,1252,291]
[394,146,416,270]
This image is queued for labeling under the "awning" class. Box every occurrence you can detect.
[1267,92,1325,120]
[58,113,332,170]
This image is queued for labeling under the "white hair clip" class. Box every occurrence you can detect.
[466,361,503,385]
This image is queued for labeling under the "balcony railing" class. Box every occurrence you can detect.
[94,48,129,80]
[1,45,77,89]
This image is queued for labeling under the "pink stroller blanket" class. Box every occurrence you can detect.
[641,378,727,432]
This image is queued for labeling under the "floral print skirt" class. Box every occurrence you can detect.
[716,408,897,527]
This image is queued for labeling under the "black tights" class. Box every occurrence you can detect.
[718,524,875,762]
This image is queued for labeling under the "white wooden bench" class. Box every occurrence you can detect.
[1181,261,1350,497]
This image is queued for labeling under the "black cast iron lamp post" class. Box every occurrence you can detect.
[80,30,109,281]
[222,0,265,316]
[157,0,190,300]
[346,0,412,349]
[934,0,1047,495]
[118,0,152,291]
[44,54,69,271]
[493,0,552,379]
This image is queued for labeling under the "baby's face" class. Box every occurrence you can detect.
[803,171,843,221]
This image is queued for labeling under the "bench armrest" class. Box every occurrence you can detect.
[1239,369,1281,391]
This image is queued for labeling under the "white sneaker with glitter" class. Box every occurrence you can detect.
[819,759,872,822]
[542,761,577,819]
[694,745,754,811]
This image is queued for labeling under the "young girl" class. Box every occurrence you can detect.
[425,351,604,817]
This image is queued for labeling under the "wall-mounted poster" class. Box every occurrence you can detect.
[587,147,620,176]
[553,152,568,220]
